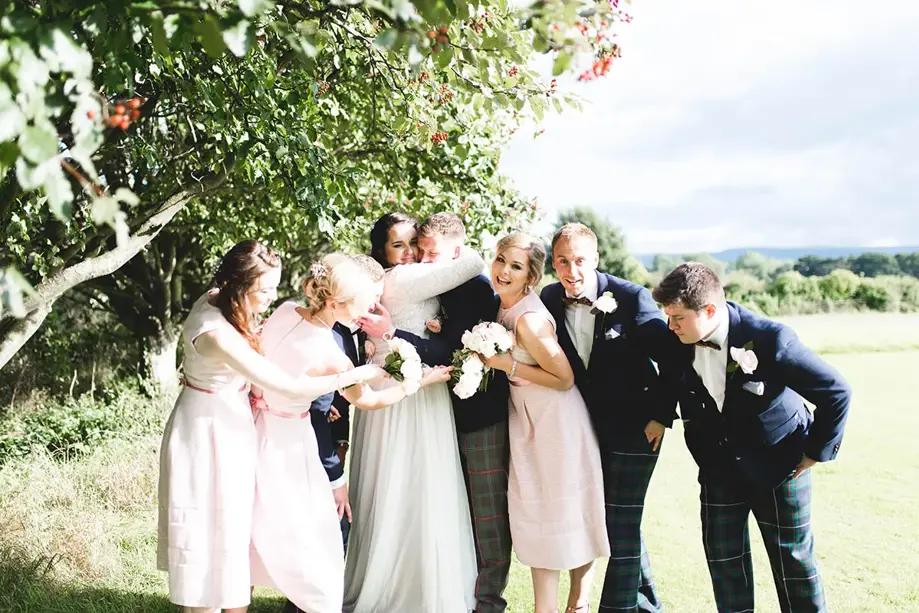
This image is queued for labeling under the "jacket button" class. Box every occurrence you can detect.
[643,386,649,392]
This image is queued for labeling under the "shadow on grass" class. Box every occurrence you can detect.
[0,543,285,613]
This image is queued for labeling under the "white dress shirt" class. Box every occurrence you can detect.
[564,272,599,369]
[692,310,730,412]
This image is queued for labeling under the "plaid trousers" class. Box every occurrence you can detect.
[700,469,826,613]
[459,420,513,613]
[598,439,663,613]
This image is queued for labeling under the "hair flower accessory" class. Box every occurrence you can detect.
[310,262,328,278]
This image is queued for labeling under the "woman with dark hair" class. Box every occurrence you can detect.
[157,240,384,613]
[368,212,418,269]
[344,214,482,613]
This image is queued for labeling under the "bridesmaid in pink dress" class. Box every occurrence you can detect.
[482,233,610,613]
[249,253,454,613]
[157,241,384,613]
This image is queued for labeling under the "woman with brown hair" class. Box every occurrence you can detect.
[157,240,384,613]
[484,232,609,613]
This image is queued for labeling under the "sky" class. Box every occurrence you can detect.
[499,0,919,254]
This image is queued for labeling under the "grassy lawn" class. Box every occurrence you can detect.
[1,315,917,612]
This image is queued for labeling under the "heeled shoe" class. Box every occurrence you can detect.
[564,605,589,613]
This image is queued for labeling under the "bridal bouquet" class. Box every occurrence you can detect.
[451,322,514,399]
[383,338,423,395]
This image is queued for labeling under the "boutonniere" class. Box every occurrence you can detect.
[590,291,617,316]
[728,342,758,376]
[590,291,617,332]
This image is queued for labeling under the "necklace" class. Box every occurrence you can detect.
[314,313,333,330]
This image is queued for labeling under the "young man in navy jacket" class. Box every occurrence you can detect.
[653,262,851,613]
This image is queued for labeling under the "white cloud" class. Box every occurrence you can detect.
[500,0,919,254]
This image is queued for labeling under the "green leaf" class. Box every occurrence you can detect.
[552,51,572,76]
[196,17,226,58]
[238,0,272,17]
[223,19,253,57]
[374,28,398,50]
[434,44,454,70]
[0,103,26,141]
[45,164,74,221]
[150,13,170,56]
[743,341,754,350]
[18,125,59,164]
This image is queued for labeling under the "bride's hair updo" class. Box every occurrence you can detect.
[302,253,373,316]
[369,212,418,268]
[496,232,546,293]
[213,239,281,352]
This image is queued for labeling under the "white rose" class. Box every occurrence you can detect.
[729,347,759,374]
[400,361,423,381]
[494,329,513,352]
[461,355,484,375]
[593,292,618,314]
[479,343,497,359]
[453,380,475,399]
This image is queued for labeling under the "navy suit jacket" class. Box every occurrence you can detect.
[541,273,681,450]
[309,322,360,483]
[395,273,510,433]
[676,302,852,490]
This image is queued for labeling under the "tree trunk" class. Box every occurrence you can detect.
[143,325,180,393]
[0,173,225,371]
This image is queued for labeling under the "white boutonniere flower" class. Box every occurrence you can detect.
[591,291,618,315]
[728,342,758,375]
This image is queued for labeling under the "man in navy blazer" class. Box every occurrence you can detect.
[540,223,680,613]
[653,262,851,613]
[359,213,513,613]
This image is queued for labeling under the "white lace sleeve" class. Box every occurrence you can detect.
[385,247,485,304]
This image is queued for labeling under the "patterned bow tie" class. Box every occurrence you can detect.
[562,295,593,307]
[695,339,721,350]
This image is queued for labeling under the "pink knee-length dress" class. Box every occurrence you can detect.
[157,293,256,609]
[499,291,610,570]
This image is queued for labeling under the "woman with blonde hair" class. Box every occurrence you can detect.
[483,232,610,613]
[249,252,453,613]
[158,241,384,613]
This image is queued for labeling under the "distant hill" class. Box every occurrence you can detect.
[635,245,919,266]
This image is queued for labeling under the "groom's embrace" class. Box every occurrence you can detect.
[360,212,513,613]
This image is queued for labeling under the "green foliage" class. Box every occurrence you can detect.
[0,380,159,464]
[730,250,791,280]
[794,255,849,277]
[849,253,902,278]
[551,206,648,283]
[818,269,860,301]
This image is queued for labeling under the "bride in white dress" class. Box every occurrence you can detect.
[344,213,483,613]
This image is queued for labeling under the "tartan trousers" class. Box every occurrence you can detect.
[459,420,514,613]
[700,469,826,613]
[598,438,663,613]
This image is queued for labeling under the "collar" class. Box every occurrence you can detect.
[701,306,730,349]
[565,270,599,303]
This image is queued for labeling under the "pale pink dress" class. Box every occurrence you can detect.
[499,292,610,570]
[157,293,256,608]
[249,302,344,613]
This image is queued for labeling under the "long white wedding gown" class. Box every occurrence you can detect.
[343,249,484,613]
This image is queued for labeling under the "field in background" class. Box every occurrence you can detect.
[1,315,918,612]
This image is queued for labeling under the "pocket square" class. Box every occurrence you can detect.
[604,328,620,341]
[742,380,765,396]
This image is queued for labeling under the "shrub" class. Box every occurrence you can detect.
[853,279,899,312]
[0,380,165,465]
[818,269,861,301]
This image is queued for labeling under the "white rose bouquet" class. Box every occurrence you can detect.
[383,337,423,395]
[451,322,515,399]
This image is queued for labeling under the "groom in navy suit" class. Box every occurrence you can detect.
[360,212,513,613]
[653,262,851,613]
[540,223,680,613]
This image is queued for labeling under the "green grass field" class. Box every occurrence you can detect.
[1,314,918,612]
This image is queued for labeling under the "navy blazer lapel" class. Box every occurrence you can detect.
[545,284,588,379]
[722,302,745,412]
[586,272,611,375]
[332,323,359,366]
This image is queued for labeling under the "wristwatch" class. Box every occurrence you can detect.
[382,327,396,341]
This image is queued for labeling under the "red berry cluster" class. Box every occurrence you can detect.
[578,45,621,82]
[317,81,330,96]
[467,12,489,34]
[546,78,558,97]
[97,96,143,130]
[428,25,449,52]
[430,83,454,106]
[508,65,519,78]
[460,201,471,213]
[431,131,448,145]
[419,71,430,83]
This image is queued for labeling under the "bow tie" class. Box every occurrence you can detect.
[562,295,593,307]
[695,339,721,350]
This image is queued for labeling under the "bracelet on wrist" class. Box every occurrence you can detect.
[508,358,518,379]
